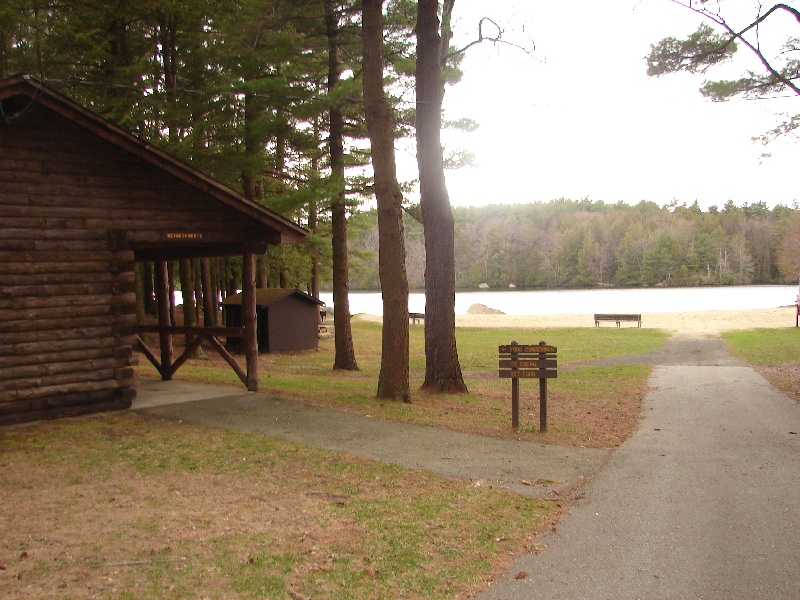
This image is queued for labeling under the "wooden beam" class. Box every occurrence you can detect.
[242,250,259,392]
[132,325,243,337]
[206,335,248,386]
[167,334,205,379]
[134,334,164,377]
[133,241,270,262]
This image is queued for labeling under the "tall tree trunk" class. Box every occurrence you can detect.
[100,7,139,125]
[178,258,197,350]
[242,89,262,201]
[256,254,269,288]
[201,258,216,326]
[242,84,271,291]
[225,257,237,297]
[193,259,203,324]
[362,0,410,401]
[134,262,146,325]
[416,0,467,392]
[326,0,358,370]
[142,261,156,315]
[157,9,201,355]
[155,260,173,376]
[309,198,320,302]
[310,115,322,306]
[242,250,259,391]
[0,21,9,77]
[167,260,177,326]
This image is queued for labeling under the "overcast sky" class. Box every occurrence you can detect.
[398,0,798,210]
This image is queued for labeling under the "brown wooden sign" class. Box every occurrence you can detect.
[499,369,557,378]
[164,232,204,240]
[498,348,557,379]
[499,340,557,432]
[498,358,558,369]
[499,344,557,354]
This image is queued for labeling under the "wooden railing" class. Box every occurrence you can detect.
[133,325,248,386]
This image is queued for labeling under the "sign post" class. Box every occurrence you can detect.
[540,365,548,433]
[499,340,557,432]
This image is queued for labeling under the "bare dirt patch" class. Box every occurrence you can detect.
[756,362,800,404]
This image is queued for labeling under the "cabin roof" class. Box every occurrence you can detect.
[0,74,307,248]
[221,288,324,307]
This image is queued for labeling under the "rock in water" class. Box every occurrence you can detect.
[467,303,505,315]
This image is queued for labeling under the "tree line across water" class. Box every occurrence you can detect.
[345,198,800,291]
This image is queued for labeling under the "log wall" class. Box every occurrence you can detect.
[0,102,272,425]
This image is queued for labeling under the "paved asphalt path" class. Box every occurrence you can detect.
[479,335,800,599]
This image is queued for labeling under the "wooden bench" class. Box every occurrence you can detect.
[409,312,425,324]
[594,313,641,328]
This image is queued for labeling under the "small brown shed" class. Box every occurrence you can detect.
[222,288,323,353]
[0,74,307,426]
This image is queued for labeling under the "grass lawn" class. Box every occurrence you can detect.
[723,328,800,404]
[1,320,669,598]
[0,413,554,599]
[135,319,669,449]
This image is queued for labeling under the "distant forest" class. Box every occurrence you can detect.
[342,198,800,290]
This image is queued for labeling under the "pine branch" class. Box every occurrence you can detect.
[671,0,800,96]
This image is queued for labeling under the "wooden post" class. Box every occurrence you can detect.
[510,341,519,429]
[154,260,173,380]
[539,377,548,432]
[242,250,259,391]
[539,340,548,432]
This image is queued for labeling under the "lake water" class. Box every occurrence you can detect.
[319,285,800,317]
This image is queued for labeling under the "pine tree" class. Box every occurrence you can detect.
[416,0,466,393]
[362,0,410,400]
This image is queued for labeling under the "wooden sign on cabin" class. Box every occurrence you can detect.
[164,232,205,240]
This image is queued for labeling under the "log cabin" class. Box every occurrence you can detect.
[0,74,307,426]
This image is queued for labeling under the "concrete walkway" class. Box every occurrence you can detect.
[478,337,800,599]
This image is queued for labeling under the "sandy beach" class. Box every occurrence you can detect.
[359,306,799,335]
